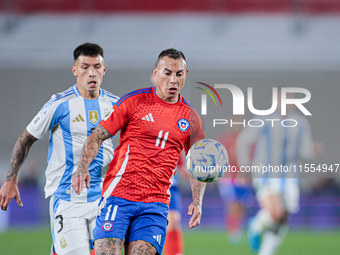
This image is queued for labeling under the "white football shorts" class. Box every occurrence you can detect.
[49,196,99,255]
[253,178,300,214]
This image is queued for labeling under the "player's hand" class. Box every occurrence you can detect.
[187,201,202,228]
[71,169,91,195]
[0,181,23,211]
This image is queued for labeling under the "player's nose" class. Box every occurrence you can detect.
[170,73,177,83]
[89,67,96,77]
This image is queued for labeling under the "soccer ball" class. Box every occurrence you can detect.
[186,139,229,183]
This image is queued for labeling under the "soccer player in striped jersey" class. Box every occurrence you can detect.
[0,43,119,255]
[237,90,322,255]
[72,48,206,255]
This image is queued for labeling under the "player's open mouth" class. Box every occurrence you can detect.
[88,81,97,87]
[168,88,178,93]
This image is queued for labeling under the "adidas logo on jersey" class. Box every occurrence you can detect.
[153,235,162,246]
[72,114,85,122]
[142,113,154,122]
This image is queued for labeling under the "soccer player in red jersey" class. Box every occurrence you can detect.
[72,48,206,255]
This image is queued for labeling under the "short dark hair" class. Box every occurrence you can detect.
[157,48,186,65]
[73,42,104,61]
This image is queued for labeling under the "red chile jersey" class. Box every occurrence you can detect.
[99,86,205,205]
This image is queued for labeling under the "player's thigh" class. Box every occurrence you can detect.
[50,197,97,255]
[94,237,123,255]
[167,210,181,230]
[168,186,182,230]
[93,197,135,243]
[126,202,168,255]
[282,179,300,214]
[126,240,157,255]
[258,190,285,222]
[53,215,91,254]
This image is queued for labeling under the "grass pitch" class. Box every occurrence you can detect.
[0,227,339,255]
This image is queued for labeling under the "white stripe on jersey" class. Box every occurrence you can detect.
[237,110,315,189]
[103,145,130,199]
[26,85,119,202]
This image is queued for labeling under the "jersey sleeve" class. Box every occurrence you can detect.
[184,107,205,155]
[99,97,133,136]
[26,94,65,140]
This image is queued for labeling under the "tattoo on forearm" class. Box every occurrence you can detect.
[95,238,123,255]
[131,242,155,255]
[7,129,37,182]
[95,124,112,140]
[75,125,111,176]
[190,177,206,206]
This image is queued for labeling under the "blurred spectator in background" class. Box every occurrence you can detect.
[237,88,323,255]
[18,159,40,188]
[216,117,254,244]
[0,42,119,255]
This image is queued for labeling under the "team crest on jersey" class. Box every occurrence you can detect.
[178,118,189,132]
[102,221,114,232]
[89,110,99,124]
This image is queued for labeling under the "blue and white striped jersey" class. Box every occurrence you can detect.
[237,110,315,179]
[26,84,119,202]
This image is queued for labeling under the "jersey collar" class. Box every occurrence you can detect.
[72,84,103,98]
[152,86,183,106]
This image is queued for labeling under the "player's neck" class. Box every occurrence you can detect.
[155,88,180,104]
[83,92,99,100]
[77,86,100,100]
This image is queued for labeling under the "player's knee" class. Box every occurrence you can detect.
[58,246,91,255]
[269,210,288,224]
[167,210,182,231]
[126,240,157,255]
[94,238,123,255]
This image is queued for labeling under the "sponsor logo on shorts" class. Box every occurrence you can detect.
[178,118,189,132]
[59,234,68,249]
[153,234,162,246]
[102,221,114,232]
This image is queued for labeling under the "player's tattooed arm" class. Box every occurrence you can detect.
[76,124,111,175]
[7,129,37,183]
[0,129,37,210]
[188,177,206,228]
[72,124,111,194]
[190,176,206,207]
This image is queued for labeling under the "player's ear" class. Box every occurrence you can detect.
[72,66,78,77]
[185,68,189,78]
[103,65,107,76]
[153,66,158,76]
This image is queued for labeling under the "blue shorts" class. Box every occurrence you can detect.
[169,186,182,212]
[93,196,169,255]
